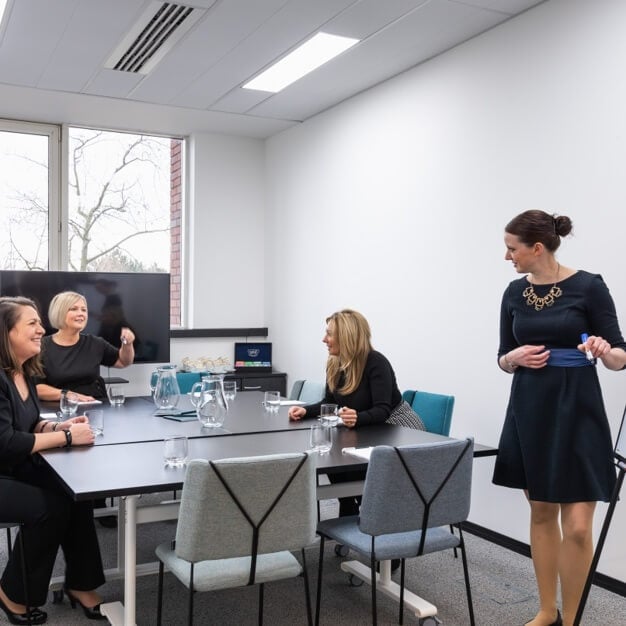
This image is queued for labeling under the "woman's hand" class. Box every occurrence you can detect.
[578,334,611,359]
[338,407,358,428]
[288,406,307,421]
[507,345,550,369]
[58,415,88,430]
[68,423,95,446]
[120,327,135,345]
[72,392,95,403]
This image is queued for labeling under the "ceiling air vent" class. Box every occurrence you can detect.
[105,1,204,75]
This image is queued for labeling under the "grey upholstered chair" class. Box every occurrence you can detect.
[288,380,325,404]
[155,452,317,626]
[316,438,475,626]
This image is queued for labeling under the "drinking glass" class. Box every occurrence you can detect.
[223,380,237,401]
[86,409,104,436]
[163,436,188,467]
[108,385,125,406]
[320,403,340,426]
[59,391,79,420]
[309,424,332,454]
[263,390,280,413]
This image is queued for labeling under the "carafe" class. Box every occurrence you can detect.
[191,375,228,428]
[151,364,181,410]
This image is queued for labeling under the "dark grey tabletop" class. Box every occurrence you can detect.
[41,392,312,445]
[40,424,453,500]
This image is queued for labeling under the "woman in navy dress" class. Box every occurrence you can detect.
[493,210,626,626]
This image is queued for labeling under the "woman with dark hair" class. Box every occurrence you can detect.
[0,297,107,624]
[493,210,626,626]
[289,309,423,516]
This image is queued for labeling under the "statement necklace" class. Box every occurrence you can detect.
[522,263,562,311]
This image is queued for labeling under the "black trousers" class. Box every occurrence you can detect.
[328,469,365,517]
[0,466,105,606]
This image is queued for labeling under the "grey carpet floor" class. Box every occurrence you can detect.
[2,497,625,625]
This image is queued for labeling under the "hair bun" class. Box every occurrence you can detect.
[553,215,573,237]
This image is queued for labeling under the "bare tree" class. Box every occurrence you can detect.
[1,128,171,272]
[68,130,170,271]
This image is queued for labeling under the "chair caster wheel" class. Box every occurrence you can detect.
[334,543,349,557]
[348,574,364,587]
[52,589,64,604]
[418,617,441,625]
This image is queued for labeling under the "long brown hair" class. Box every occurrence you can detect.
[325,309,372,395]
[0,296,44,377]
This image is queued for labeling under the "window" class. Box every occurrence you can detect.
[0,120,183,325]
[0,119,59,270]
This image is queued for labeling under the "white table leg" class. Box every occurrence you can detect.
[100,494,138,626]
[340,559,438,619]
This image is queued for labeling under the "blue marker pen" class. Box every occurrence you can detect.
[581,333,594,361]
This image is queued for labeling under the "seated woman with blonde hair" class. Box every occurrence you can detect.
[289,308,423,516]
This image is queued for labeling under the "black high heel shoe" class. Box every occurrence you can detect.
[524,610,562,626]
[0,595,47,625]
[63,587,106,621]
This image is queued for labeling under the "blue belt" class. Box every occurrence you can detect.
[547,348,594,367]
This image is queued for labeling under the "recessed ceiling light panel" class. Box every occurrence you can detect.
[243,32,359,93]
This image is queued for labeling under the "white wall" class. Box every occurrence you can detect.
[265,0,626,581]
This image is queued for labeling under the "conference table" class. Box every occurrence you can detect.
[39,392,495,626]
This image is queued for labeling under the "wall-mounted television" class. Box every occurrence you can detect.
[0,270,170,364]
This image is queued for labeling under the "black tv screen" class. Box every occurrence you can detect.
[0,270,170,364]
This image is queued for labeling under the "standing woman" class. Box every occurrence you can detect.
[0,297,106,624]
[36,291,135,402]
[493,210,626,626]
[289,309,423,516]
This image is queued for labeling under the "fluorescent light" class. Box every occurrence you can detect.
[243,32,359,93]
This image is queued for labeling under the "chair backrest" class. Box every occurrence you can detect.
[175,452,317,567]
[176,372,202,394]
[289,379,325,404]
[402,389,454,436]
[359,438,473,546]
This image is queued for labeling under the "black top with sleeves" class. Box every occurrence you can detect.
[493,270,626,502]
[0,369,40,476]
[303,350,402,426]
[38,334,119,399]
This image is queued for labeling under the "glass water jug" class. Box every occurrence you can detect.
[190,375,228,428]
[151,364,181,410]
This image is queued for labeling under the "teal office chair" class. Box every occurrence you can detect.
[289,380,325,404]
[175,372,203,394]
[401,390,454,436]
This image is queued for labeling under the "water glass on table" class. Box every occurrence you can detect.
[309,423,332,454]
[164,436,188,467]
[59,391,79,420]
[108,385,125,406]
[320,403,340,426]
[263,390,280,413]
[86,409,104,436]
[223,380,237,401]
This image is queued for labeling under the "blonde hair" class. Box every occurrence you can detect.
[325,309,372,395]
[48,291,87,330]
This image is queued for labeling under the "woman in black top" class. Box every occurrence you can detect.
[289,308,422,515]
[494,210,626,626]
[0,297,106,624]
[36,291,135,402]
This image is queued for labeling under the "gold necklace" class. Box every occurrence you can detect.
[522,263,562,311]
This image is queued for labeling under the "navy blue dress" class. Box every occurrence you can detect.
[493,271,625,502]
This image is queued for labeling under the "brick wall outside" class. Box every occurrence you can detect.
[169,140,182,326]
